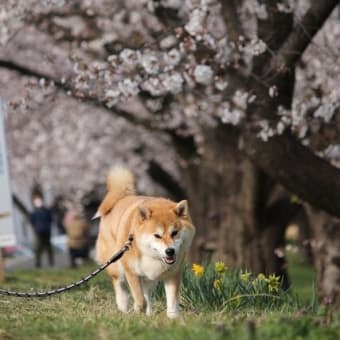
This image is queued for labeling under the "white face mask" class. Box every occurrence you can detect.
[33,198,43,208]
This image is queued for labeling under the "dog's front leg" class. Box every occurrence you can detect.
[141,279,156,316]
[125,270,146,313]
[112,278,129,313]
[164,271,181,319]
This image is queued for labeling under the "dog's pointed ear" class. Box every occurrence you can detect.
[175,200,188,218]
[139,205,151,220]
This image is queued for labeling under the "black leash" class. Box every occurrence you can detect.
[0,235,133,298]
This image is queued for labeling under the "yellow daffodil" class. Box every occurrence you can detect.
[252,273,266,287]
[214,261,227,275]
[240,271,251,282]
[265,274,280,292]
[213,278,222,290]
[192,264,204,278]
[256,273,266,281]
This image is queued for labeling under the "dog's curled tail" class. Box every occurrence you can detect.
[94,167,135,218]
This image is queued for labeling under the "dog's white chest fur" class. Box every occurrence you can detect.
[129,256,177,281]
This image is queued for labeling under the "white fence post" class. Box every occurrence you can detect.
[0,98,16,279]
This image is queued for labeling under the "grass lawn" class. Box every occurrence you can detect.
[287,250,316,304]
[0,260,339,340]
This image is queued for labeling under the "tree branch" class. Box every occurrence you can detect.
[271,0,339,71]
[241,0,340,218]
[257,0,293,52]
[252,0,294,83]
[219,0,244,42]
[243,130,340,218]
[0,59,197,148]
[0,59,158,131]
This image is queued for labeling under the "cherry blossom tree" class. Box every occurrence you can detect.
[0,0,339,304]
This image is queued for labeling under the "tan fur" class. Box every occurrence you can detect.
[95,167,195,318]
[97,167,135,216]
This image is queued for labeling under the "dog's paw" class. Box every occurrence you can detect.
[146,307,152,316]
[116,294,129,313]
[134,302,147,313]
[167,310,179,319]
[117,305,128,313]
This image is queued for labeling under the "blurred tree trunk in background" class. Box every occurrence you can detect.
[175,126,294,287]
[172,0,298,284]
[295,209,314,265]
[306,207,340,307]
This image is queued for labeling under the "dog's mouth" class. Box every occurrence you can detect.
[163,255,176,265]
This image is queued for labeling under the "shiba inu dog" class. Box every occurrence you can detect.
[95,167,195,318]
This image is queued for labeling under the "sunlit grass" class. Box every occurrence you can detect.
[0,261,338,340]
[287,251,316,304]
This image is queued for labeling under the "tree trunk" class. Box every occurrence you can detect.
[174,126,290,285]
[306,207,340,307]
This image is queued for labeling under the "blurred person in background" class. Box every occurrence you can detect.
[63,207,90,268]
[30,194,54,268]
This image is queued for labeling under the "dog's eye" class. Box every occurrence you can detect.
[154,234,162,239]
[171,230,178,238]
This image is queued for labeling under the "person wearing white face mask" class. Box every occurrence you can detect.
[30,194,54,268]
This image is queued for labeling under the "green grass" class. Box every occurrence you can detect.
[287,251,316,304]
[0,262,338,340]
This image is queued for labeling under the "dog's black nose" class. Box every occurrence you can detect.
[165,247,175,256]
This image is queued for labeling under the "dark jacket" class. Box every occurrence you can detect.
[30,207,53,234]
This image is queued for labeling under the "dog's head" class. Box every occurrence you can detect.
[134,199,195,265]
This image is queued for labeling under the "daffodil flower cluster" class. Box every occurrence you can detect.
[192,261,228,291]
[192,263,281,295]
[249,272,281,293]
[265,274,281,293]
